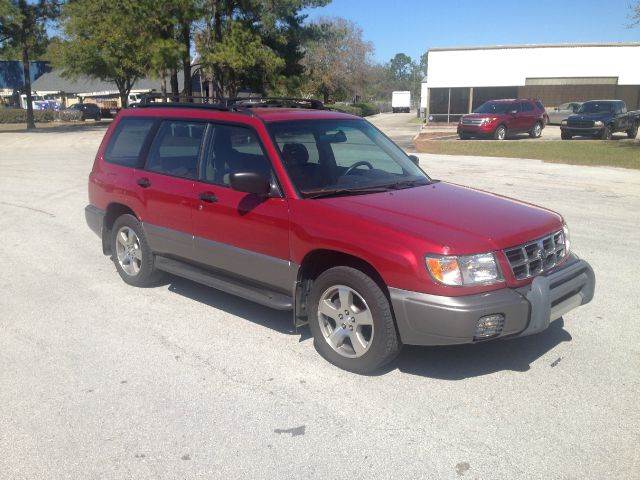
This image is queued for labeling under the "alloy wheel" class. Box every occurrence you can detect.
[317,285,374,358]
[115,226,142,276]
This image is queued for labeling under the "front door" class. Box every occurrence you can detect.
[137,119,207,259]
[192,122,293,293]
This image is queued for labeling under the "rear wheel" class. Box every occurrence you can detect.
[529,121,543,138]
[308,266,401,374]
[111,214,164,287]
[627,124,638,139]
[493,125,507,140]
[561,131,572,140]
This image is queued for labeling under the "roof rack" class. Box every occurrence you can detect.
[131,95,325,114]
[225,97,325,110]
[135,102,230,112]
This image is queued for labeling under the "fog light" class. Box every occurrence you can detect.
[474,314,505,340]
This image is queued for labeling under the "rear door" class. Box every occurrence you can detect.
[519,101,537,131]
[136,119,207,259]
[191,122,292,292]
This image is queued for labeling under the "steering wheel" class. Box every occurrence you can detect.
[343,161,374,176]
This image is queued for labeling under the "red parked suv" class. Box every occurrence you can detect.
[458,99,548,140]
[85,98,594,373]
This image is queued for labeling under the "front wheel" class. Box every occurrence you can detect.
[627,125,638,139]
[601,126,612,140]
[529,122,543,138]
[561,131,572,140]
[308,266,401,374]
[493,125,507,140]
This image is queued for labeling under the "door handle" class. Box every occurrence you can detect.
[137,177,151,188]
[199,191,218,203]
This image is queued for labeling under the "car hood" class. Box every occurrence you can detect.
[319,182,563,255]
[568,112,612,121]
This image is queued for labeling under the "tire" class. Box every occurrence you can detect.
[627,125,638,139]
[308,266,401,374]
[111,214,164,287]
[561,131,572,140]
[493,125,507,140]
[601,126,612,140]
[459,133,469,140]
[529,121,543,138]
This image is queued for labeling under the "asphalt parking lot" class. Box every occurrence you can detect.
[1,118,638,479]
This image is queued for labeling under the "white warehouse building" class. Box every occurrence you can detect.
[420,42,640,122]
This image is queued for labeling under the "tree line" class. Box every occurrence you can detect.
[1,0,428,128]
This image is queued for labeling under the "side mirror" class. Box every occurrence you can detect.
[229,171,271,196]
[408,155,420,166]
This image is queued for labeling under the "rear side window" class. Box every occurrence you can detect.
[145,121,206,179]
[104,118,155,167]
[521,102,533,112]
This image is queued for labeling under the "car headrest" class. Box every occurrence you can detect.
[282,143,309,167]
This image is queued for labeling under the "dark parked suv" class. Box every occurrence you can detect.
[560,100,640,140]
[85,98,594,373]
[458,99,548,140]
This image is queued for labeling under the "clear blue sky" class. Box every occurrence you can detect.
[305,0,639,63]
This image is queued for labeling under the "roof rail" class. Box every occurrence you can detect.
[226,97,325,110]
[135,102,230,112]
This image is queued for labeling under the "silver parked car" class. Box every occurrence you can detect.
[547,102,582,125]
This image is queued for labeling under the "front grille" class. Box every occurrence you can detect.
[567,119,594,128]
[461,118,483,126]
[504,231,567,280]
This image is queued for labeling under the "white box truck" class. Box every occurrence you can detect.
[391,91,411,113]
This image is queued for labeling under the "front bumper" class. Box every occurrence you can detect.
[561,126,602,135]
[457,124,496,136]
[390,256,595,346]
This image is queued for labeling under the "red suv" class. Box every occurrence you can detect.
[458,99,548,140]
[85,99,594,373]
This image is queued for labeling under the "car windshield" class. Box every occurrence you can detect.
[578,102,614,114]
[473,101,516,114]
[268,119,430,197]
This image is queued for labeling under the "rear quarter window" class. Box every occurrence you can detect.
[104,117,156,167]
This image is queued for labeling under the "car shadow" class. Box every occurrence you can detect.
[165,275,312,342]
[164,275,571,380]
[388,318,571,379]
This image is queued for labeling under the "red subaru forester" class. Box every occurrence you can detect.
[85,99,594,373]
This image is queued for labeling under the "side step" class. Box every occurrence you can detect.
[155,255,293,311]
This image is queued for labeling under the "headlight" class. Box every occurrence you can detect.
[561,120,568,126]
[562,222,571,255]
[594,121,603,127]
[480,117,497,125]
[425,253,503,287]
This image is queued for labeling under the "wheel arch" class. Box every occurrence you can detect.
[293,249,389,326]
[102,202,140,254]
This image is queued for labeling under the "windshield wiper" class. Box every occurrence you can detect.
[304,186,392,199]
[386,179,430,190]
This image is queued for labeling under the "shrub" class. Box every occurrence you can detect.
[329,102,380,117]
[55,109,83,122]
[353,102,379,117]
[0,108,55,124]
